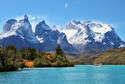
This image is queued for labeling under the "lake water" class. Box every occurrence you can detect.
[0,65,125,84]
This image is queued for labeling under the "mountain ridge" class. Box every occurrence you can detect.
[0,16,125,52]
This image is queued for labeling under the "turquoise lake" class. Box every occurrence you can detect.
[0,65,125,84]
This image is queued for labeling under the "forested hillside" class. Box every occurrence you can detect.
[0,45,73,72]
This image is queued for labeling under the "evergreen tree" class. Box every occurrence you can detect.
[55,45,64,56]
[20,47,37,60]
[6,45,18,54]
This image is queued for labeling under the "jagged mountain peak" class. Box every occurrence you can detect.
[19,15,30,23]
[36,20,51,31]
[6,19,17,24]
[24,15,28,19]
[0,15,39,43]
[39,20,46,24]
[61,20,125,51]
[72,20,81,25]
[2,19,17,33]
[34,21,77,52]
[67,20,112,30]
[35,21,62,43]
[41,20,46,24]
[71,20,81,24]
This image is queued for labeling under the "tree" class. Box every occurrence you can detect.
[55,45,64,56]
[28,48,37,60]
[19,47,37,60]
[6,45,18,54]
[0,46,23,71]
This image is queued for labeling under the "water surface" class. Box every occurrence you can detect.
[0,65,125,84]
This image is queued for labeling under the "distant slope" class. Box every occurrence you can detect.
[67,47,125,65]
[67,54,101,65]
[65,50,103,56]
[93,47,125,65]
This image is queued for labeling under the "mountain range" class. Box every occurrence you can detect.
[0,15,125,52]
[61,20,125,51]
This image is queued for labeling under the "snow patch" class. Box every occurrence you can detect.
[119,44,125,48]
[61,29,78,40]
[36,36,44,43]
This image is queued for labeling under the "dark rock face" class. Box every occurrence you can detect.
[35,21,53,43]
[16,15,35,41]
[87,29,125,51]
[1,35,31,48]
[35,21,78,52]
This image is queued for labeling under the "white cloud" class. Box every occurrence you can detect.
[65,3,68,8]
[31,17,36,20]
[37,16,40,19]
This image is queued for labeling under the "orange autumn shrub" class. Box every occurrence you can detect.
[40,53,55,60]
[51,62,55,65]
[23,60,34,68]
[46,53,54,60]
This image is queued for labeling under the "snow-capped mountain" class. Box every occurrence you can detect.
[0,15,125,52]
[0,15,77,52]
[0,15,38,43]
[35,21,65,44]
[34,20,77,52]
[61,20,125,51]
[2,19,17,33]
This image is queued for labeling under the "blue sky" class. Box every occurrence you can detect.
[0,0,125,39]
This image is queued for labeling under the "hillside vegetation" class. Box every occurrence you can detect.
[67,54,101,65]
[93,47,125,65]
[0,45,73,72]
[67,47,125,65]
[65,50,103,56]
